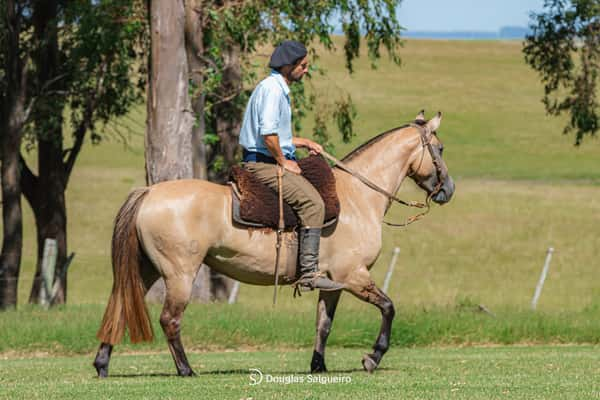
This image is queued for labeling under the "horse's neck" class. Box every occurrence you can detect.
[338,128,419,220]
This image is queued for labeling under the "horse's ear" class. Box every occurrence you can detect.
[415,109,425,122]
[426,111,442,132]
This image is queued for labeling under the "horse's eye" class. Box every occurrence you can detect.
[439,145,444,155]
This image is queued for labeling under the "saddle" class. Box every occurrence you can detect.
[230,155,340,230]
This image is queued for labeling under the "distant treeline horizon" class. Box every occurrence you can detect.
[331,25,530,40]
[401,26,530,40]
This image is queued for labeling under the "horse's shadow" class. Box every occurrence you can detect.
[106,366,390,379]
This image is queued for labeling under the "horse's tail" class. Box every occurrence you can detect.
[96,187,153,345]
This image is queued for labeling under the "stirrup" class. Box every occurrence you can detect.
[292,272,344,298]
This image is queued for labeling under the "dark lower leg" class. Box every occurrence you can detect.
[160,305,195,377]
[93,342,113,378]
[311,291,341,373]
[350,282,395,373]
[364,285,395,372]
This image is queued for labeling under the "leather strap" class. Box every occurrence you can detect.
[320,151,426,209]
[273,166,284,305]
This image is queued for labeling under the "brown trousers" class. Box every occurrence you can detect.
[243,162,325,227]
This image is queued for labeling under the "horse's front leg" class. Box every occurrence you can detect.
[311,290,342,373]
[346,268,395,373]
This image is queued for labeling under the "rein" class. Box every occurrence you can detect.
[321,122,445,227]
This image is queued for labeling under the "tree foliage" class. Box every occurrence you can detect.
[524,0,600,145]
[0,0,149,305]
[23,0,148,152]
[197,0,403,172]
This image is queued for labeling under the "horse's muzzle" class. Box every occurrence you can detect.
[432,176,455,205]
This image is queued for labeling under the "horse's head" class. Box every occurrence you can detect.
[407,110,455,205]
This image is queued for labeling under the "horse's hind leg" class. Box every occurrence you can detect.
[161,275,196,377]
[346,269,395,373]
[93,257,160,378]
[311,290,341,373]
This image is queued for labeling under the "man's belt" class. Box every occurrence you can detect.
[242,150,296,164]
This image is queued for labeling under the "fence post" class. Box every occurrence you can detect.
[531,247,554,310]
[40,239,57,307]
[228,281,241,304]
[382,247,400,294]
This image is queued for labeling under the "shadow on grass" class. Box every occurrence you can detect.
[106,367,388,378]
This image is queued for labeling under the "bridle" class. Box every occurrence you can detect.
[408,122,445,202]
[321,121,446,227]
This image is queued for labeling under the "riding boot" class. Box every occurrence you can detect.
[295,227,344,292]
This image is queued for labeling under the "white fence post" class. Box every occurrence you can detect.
[531,247,554,310]
[382,247,400,294]
[40,239,57,307]
[228,281,241,304]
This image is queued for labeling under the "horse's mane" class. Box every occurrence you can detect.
[341,123,413,162]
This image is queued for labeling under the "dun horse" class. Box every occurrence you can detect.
[94,111,455,377]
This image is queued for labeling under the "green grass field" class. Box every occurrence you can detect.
[1,346,599,399]
[3,38,600,399]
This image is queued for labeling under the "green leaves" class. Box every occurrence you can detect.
[524,0,600,145]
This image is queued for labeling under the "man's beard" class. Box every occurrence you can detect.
[286,71,303,82]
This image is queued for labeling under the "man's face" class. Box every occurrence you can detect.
[288,56,309,82]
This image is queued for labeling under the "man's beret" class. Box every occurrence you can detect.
[269,40,307,69]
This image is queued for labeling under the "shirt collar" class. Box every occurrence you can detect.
[270,69,290,96]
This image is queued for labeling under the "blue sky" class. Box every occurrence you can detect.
[397,0,545,32]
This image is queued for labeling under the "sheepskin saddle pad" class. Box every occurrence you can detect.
[229,155,340,230]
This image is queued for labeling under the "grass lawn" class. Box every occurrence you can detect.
[1,346,599,399]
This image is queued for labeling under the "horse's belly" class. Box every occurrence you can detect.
[204,235,298,286]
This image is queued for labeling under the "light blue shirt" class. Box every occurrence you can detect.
[239,70,295,158]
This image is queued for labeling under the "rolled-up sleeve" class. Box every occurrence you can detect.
[258,88,282,136]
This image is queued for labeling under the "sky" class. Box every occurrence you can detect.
[396,0,546,32]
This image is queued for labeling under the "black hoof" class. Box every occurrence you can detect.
[310,351,327,373]
[361,354,378,373]
[178,368,196,377]
[94,363,108,378]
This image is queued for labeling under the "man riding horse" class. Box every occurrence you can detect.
[239,40,344,292]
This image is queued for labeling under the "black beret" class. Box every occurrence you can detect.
[269,40,307,69]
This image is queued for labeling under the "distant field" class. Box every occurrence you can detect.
[13,38,600,313]
[1,346,599,399]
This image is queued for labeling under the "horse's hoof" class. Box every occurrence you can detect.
[311,364,327,373]
[310,351,327,373]
[178,368,196,377]
[93,362,108,378]
[95,367,108,378]
[361,354,378,373]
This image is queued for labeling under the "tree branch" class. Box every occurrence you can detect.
[63,63,107,180]
[19,154,39,212]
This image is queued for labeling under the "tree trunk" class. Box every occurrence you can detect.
[26,141,68,304]
[205,40,243,300]
[184,1,237,302]
[26,0,69,305]
[145,0,194,184]
[144,0,195,303]
[0,0,26,309]
[210,41,243,183]
[185,0,208,181]
[0,123,25,309]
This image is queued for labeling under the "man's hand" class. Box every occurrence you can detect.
[293,137,323,155]
[282,159,302,175]
[305,140,323,155]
